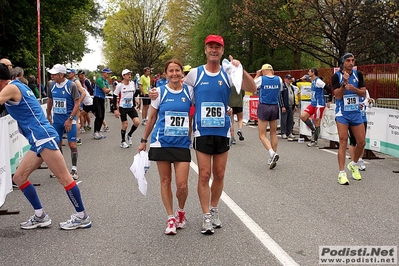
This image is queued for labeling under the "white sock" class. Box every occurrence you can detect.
[76,211,85,219]
[34,209,44,218]
[268,149,275,157]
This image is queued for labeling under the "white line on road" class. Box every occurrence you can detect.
[190,161,300,266]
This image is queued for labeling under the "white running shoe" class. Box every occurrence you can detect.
[127,135,132,145]
[70,169,78,180]
[210,208,222,228]
[175,209,187,229]
[201,214,214,234]
[59,214,92,230]
[307,141,318,147]
[358,160,366,171]
[164,217,177,235]
[120,142,129,149]
[269,153,279,169]
[20,214,52,229]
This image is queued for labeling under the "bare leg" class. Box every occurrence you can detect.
[269,119,278,152]
[257,119,272,150]
[210,152,228,208]
[173,161,189,209]
[157,162,173,216]
[196,151,212,214]
[336,122,349,171]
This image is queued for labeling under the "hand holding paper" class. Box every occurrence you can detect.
[222,55,243,93]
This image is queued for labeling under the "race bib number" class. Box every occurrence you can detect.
[53,97,67,114]
[122,98,133,108]
[343,94,359,111]
[164,111,189,136]
[201,102,225,127]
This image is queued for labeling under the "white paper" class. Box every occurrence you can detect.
[130,151,150,196]
[222,58,243,93]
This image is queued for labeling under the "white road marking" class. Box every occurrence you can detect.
[190,161,300,266]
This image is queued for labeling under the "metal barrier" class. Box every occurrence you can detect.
[376,98,399,110]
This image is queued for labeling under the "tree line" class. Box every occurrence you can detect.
[1,0,399,77]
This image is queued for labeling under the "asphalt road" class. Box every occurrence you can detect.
[1,109,398,266]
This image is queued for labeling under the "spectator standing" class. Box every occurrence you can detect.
[66,68,86,146]
[279,74,298,140]
[27,75,40,98]
[0,58,12,117]
[77,70,94,131]
[110,76,118,113]
[93,68,112,139]
[254,63,283,169]
[139,67,152,125]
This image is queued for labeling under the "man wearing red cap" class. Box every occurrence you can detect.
[183,34,257,234]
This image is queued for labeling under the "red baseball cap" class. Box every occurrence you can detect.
[205,35,224,46]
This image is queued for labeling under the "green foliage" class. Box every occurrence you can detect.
[103,0,167,76]
[3,0,399,79]
[0,0,101,75]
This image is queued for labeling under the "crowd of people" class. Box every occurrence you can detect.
[1,41,372,235]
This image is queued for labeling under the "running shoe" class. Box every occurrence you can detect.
[164,217,177,235]
[93,132,106,140]
[49,172,57,178]
[230,137,237,145]
[269,153,279,169]
[310,131,315,141]
[210,207,222,228]
[70,169,78,180]
[358,160,366,171]
[201,214,214,234]
[347,162,362,180]
[338,171,349,185]
[20,214,52,229]
[141,120,147,126]
[59,214,92,230]
[84,125,92,131]
[127,135,133,145]
[80,128,86,134]
[120,142,129,149]
[282,134,287,139]
[287,134,295,139]
[237,130,244,141]
[307,141,318,147]
[76,138,82,146]
[103,126,110,132]
[175,209,187,229]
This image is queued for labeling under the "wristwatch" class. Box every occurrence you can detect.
[69,115,74,120]
[140,138,147,143]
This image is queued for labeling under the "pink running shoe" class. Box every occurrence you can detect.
[164,217,177,235]
[175,209,187,229]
